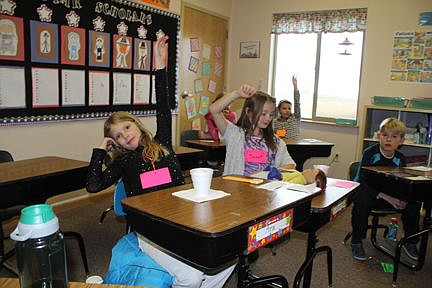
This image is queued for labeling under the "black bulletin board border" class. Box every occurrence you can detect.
[0,0,180,126]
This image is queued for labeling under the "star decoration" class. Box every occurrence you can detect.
[37,4,52,22]
[137,25,147,39]
[92,16,105,32]
[66,10,80,27]
[117,21,128,36]
[0,0,16,15]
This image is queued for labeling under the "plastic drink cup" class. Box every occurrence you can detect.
[190,168,213,197]
[86,275,104,284]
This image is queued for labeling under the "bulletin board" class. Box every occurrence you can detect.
[0,0,180,125]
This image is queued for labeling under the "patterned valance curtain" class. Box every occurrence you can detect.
[271,8,367,34]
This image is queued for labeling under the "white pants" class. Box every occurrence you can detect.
[137,234,236,288]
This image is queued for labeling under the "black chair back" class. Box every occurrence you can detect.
[0,150,13,163]
[180,130,200,147]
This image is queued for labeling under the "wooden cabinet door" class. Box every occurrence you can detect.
[177,5,228,139]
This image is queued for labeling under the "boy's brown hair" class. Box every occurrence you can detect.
[379,117,406,137]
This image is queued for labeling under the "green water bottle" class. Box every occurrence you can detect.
[10,204,68,288]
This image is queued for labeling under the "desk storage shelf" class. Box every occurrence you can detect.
[361,105,432,166]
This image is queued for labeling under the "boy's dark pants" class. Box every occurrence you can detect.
[351,189,421,244]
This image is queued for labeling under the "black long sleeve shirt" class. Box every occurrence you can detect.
[86,69,184,197]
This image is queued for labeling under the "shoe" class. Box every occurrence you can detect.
[402,243,419,261]
[351,243,367,261]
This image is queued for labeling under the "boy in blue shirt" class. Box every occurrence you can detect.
[351,118,421,261]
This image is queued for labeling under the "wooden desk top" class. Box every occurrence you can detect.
[185,139,226,148]
[122,176,318,236]
[363,166,432,181]
[310,178,359,212]
[0,278,147,288]
[285,138,334,146]
[173,145,204,155]
[0,156,89,184]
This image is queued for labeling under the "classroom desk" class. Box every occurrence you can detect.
[362,166,432,285]
[0,156,89,209]
[184,139,226,163]
[286,139,334,171]
[122,176,319,287]
[0,277,149,288]
[293,178,360,288]
[173,145,206,171]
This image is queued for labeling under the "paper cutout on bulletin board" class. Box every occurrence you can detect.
[199,95,210,115]
[61,26,86,66]
[89,30,110,67]
[0,15,25,61]
[185,97,197,119]
[214,45,223,59]
[30,20,58,64]
[390,30,432,83]
[134,39,151,71]
[214,63,223,77]
[190,37,200,52]
[208,79,216,93]
[202,44,211,59]
[113,34,132,69]
[188,56,199,73]
[202,61,211,76]
[194,78,203,93]
[191,118,201,130]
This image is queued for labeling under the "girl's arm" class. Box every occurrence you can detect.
[86,149,121,193]
[209,85,256,136]
[153,35,172,148]
[292,75,301,119]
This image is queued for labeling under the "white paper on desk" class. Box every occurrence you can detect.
[405,176,431,180]
[406,166,432,172]
[257,181,319,194]
[172,189,230,203]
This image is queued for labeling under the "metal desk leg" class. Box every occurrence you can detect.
[294,232,332,288]
[237,253,290,288]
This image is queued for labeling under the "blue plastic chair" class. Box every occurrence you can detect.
[113,181,127,216]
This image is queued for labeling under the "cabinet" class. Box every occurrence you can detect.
[360,105,432,166]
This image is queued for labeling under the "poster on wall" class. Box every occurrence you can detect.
[131,0,170,10]
[390,30,432,83]
[0,0,180,125]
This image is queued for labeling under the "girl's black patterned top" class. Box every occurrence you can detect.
[86,69,184,197]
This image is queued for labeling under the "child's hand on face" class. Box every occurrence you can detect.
[99,137,120,151]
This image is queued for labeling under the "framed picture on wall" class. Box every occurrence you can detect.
[240,41,260,58]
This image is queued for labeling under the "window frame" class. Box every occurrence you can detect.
[270,31,365,124]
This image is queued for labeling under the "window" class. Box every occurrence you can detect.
[271,8,367,123]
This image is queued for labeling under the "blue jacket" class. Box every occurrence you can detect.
[104,232,174,287]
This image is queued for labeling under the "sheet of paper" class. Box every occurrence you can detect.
[172,189,230,203]
[0,66,26,108]
[62,69,85,106]
[133,73,150,104]
[405,176,431,180]
[331,180,358,188]
[32,67,59,107]
[113,72,131,105]
[257,181,319,194]
[406,166,432,172]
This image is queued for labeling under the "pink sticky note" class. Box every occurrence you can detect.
[331,180,357,188]
[244,149,267,163]
[140,167,172,189]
